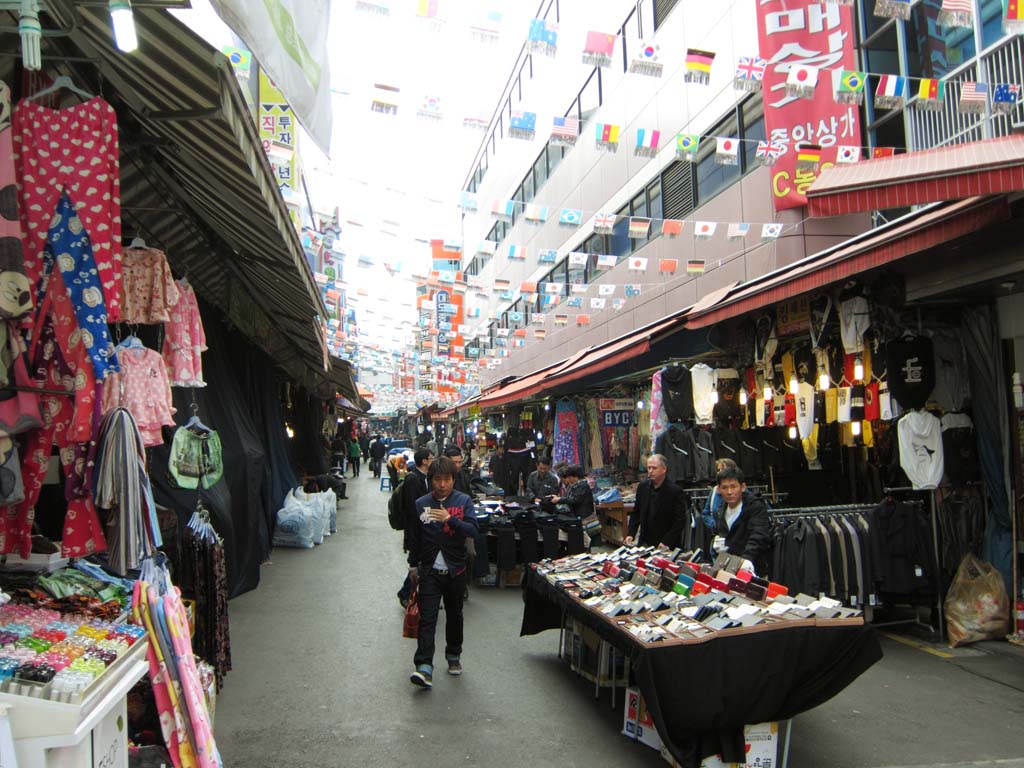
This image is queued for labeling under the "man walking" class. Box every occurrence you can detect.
[370,435,387,478]
[397,448,432,607]
[625,454,689,549]
[407,456,479,689]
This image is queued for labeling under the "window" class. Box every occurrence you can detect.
[980,0,1008,49]
[547,142,565,178]
[522,171,535,203]
[906,4,975,78]
[660,161,696,220]
[696,115,740,205]
[863,19,899,80]
[534,150,548,191]
[630,190,649,246]
[610,205,631,257]
[647,178,663,223]
[579,69,602,126]
[653,0,679,30]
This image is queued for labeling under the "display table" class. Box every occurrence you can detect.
[596,502,632,545]
[521,565,883,768]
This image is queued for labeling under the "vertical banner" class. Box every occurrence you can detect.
[757,2,862,211]
[258,69,301,199]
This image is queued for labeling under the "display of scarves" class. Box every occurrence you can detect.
[585,399,604,470]
[552,399,581,466]
[182,520,231,691]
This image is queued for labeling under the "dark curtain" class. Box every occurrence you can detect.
[962,305,1013,592]
[290,388,329,475]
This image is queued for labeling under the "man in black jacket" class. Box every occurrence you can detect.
[711,466,772,575]
[444,446,472,495]
[397,448,433,607]
[369,435,387,478]
[625,454,689,548]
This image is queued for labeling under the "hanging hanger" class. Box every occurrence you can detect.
[184,400,211,433]
[27,74,93,103]
[129,236,148,249]
[116,334,144,350]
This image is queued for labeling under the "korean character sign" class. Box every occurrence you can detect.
[757,1,862,211]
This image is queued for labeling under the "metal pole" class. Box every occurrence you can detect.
[930,490,944,640]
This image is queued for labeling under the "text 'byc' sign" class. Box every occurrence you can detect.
[599,398,635,427]
[757,1,862,211]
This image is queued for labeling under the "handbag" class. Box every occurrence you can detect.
[168,427,224,489]
[402,586,420,639]
[0,324,41,439]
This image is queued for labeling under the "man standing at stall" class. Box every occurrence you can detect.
[408,456,479,689]
[625,454,689,549]
[710,466,772,575]
[444,446,472,495]
[397,448,433,607]
[526,455,560,505]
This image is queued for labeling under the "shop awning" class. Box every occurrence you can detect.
[323,357,369,411]
[685,196,1009,329]
[807,135,1024,217]
[66,5,337,395]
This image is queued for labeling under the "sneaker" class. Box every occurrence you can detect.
[410,665,433,688]
[446,658,463,676]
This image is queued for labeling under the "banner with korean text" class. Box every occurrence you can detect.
[757,1,862,211]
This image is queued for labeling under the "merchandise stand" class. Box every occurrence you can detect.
[1,638,148,768]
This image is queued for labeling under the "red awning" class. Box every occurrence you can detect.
[685,196,1008,329]
[807,135,1024,217]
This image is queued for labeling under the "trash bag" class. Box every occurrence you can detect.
[945,554,1010,648]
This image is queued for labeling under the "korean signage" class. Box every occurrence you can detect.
[598,398,635,427]
[258,69,300,197]
[757,2,862,211]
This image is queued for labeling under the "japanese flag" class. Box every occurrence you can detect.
[694,221,717,239]
[629,257,649,271]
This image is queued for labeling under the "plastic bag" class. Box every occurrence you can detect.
[402,587,419,639]
[945,554,1009,648]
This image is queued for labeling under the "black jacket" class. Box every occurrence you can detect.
[369,439,387,461]
[558,480,594,519]
[629,478,689,548]
[453,467,472,495]
[401,468,430,551]
[713,490,772,573]
[525,470,560,500]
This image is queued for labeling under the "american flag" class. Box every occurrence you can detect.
[961,81,988,103]
[594,212,617,231]
[735,56,767,82]
[551,116,579,140]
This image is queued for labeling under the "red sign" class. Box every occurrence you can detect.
[757,2,862,211]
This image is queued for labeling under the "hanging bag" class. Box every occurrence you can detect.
[402,586,420,639]
[0,325,40,438]
[168,427,224,489]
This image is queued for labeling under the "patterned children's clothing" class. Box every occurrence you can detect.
[102,344,176,447]
[163,279,207,387]
[120,246,180,324]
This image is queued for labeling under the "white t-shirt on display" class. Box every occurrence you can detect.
[837,387,853,423]
[897,410,944,490]
[839,296,871,354]
[796,382,816,439]
[691,363,716,424]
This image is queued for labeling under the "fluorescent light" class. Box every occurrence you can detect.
[788,425,797,439]
[764,384,773,401]
[851,420,862,437]
[789,374,799,395]
[738,388,747,406]
[818,372,830,391]
[853,357,864,382]
[109,0,138,53]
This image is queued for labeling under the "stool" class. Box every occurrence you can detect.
[379,476,392,492]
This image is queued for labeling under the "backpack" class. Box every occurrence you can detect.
[387,478,406,531]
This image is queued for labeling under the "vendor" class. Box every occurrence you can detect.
[710,466,771,575]
[625,454,688,548]
[526,455,560,504]
[551,464,594,520]
[701,458,738,529]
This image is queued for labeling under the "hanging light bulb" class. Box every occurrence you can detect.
[636,400,645,410]
[853,357,864,382]
[109,0,138,53]
[789,373,799,395]
[851,420,862,437]
[764,384,773,401]
[818,371,830,391]
[788,425,798,439]
[19,0,41,71]
[739,388,748,406]
[544,402,550,411]
[536,431,544,441]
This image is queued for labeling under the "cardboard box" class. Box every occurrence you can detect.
[498,565,524,588]
[622,687,663,751]
[660,721,781,767]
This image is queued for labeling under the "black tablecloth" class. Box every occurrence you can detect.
[520,567,883,767]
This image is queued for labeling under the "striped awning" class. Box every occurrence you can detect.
[685,196,1008,329]
[64,5,337,395]
[807,135,1024,217]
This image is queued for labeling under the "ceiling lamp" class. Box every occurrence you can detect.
[109,0,138,53]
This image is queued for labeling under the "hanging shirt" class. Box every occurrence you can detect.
[879,381,897,421]
[886,336,936,410]
[690,363,716,424]
[796,382,816,439]
[837,387,853,423]
[102,345,176,447]
[119,247,180,324]
[783,393,797,427]
[931,333,969,412]
[839,296,871,354]
[864,382,880,421]
[754,396,766,427]
[825,388,839,423]
[661,364,694,423]
[850,383,866,422]
[163,279,207,387]
[897,410,944,490]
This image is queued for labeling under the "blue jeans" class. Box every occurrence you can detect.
[414,569,466,667]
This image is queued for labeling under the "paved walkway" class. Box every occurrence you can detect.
[214,472,1024,768]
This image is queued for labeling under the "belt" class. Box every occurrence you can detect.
[432,567,449,575]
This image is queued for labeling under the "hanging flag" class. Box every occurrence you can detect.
[590,297,607,309]
[916,78,947,110]
[371,83,401,115]
[438,270,456,283]
[538,249,557,264]
[491,199,516,219]
[630,41,663,77]
[836,145,861,163]
[686,259,706,275]
[497,328,510,337]
[612,298,627,310]
[571,283,588,294]
[635,128,661,157]
[416,0,439,19]
[938,0,973,27]
[629,217,651,238]
[1006,0,1024,32]
[509,311,524,323]
[734,55,767,92]
[559,207,582,226]
[576,314,591,326]
[625,284,642,297]
[463,116,489,131]
[659,258,678,274]
[716,136,739,165]
[527,18,558,57]
[685,49,715,84]
[551,115,580,146]
[762,223,784,240]
[545,282,564,295]
[509,110,537,140]
[661,219,684,237]
[727,222,751,240]
[417,94,443,119]
[594,212,617,232]
[874,0,915,20]
[676,133,700,161]
[597,254,618,269]
[533,313,547,324]
[796,143,823,172]
[875,74,909,109]
[834,69,867,104]
[568,252,588,267]
[524,204,549,223]
[508,244,526,260]
[694,221,717,240]
[598,284,616,296]
[628,257,648,272]
[534,329,547,340]
[958,81,988,113]
[582,30,616,67]
[493,278,511,290]
[566,296,583,308]
[554,314,569,326]
[872,146,897,158]
[469,5,503,43]
[755,139,785,166]
[355,1,391,15]
[596,122,621,151]
[520,281,537,294]
[460,191,478,212]
[786,65,819,99]
[993,83,1022,114]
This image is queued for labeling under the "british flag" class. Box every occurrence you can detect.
[735,56,767,83]
[594,212,617,231]
[755,140,786,166]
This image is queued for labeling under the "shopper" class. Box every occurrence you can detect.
[488,444,511,495]
[526,455,560,504]
[407,456,479,689]
[443,446,472,495]
[397,448,432,607]
[710,466,772,575]
[359,432,370,461]
[370,435,387,478]
[701,458,739,529]
[625,454,689,548]
[550,465,594,520]
[348,437,362,477]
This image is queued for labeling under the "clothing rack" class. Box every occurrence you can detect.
[771,504,878,519]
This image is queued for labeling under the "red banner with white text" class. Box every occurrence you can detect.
[757,1,862,211]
